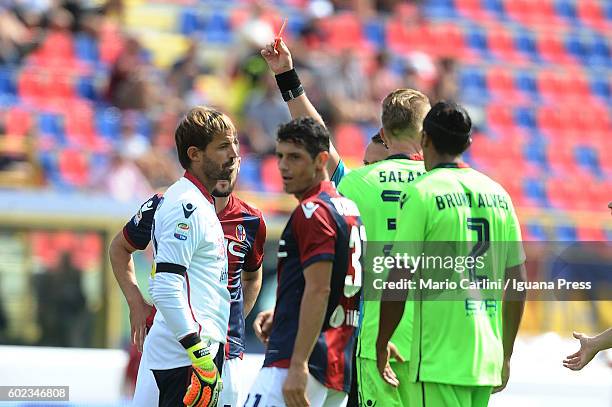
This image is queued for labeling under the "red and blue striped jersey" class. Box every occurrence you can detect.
[123,193,266,359]
[263,181,364,393]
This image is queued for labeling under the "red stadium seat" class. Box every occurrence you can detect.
[486,67,524,102]
[487,27,528,63]
[5,107,33,137]
[576,226,606,241]
[334,124,366,163]
[486,104,516,132]
[320,13,368,51]
[537,70,568,102]
[576,0,608,32]
[537,33,574,65]
[58,148,90,187]
[455,0,489,20]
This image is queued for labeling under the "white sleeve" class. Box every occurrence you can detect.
[149,199,203,341]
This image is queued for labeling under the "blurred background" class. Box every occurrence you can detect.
[0,0,610,405]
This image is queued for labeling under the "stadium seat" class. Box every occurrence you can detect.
[523,178,548,206]
[574,145,603,178]
[537,33,573,65]
[203,11,232,44]
[57,148,90,188]
[363,19,386,49]
[488,27,527,63]
[525,223,547,240]
[460,67,488,103]
[0,69,17,95]
[482,0,506,19]
[424,0,457,19]
[75,33,99,64]
[5,107,33,137]
[466,26,491,58]
[523,140,548,169]
[514,107,537,130]
[576,226,606,241]
[455,0,489,20]
[179,8,202,35]
[515,70,539,99]
[322,13,368,51]
[486,67,522,101]
[38,112,65,144]
[235,157,261,191]
[589,36,611,68]
[565,34,589,64]
[555,225,577,241]
[555,0,577,23]
[515,30,541,62]
[576,0,607,31]
[591,78,611,102]
[96,107,122,142]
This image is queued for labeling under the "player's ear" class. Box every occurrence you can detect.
[379,127,391,148]
[420,130,429,148]
[315,151,329,170]
[187,146,202,163]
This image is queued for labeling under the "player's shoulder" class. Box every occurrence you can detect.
[232,195,265,220]
[157,178,213,220]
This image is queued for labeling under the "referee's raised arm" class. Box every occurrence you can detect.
[261,39,341,179]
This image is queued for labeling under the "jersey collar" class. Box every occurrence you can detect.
[216,194,237,220]
[432,162,470,170]
[386,153,424,161]
[183,171,215,204]
[301,181,334,202]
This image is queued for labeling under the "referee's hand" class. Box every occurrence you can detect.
[261,39,293,75]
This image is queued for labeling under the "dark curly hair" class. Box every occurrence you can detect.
[423,101,472,155]
[276,117,330,159]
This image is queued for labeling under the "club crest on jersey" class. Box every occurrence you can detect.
[301,201,320,219]
[235,224,246,242]
[173,222,190,240]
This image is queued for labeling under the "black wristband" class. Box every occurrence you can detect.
[275,68,301,93]
[281,85,305,102]
[180,332,201,349]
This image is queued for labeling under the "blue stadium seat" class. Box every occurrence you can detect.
[523,178,548,206]
[526,223,547,240]
[466,27,490,56]
[0,69,17,95]
[604,2,612,21]
[590,36,611,67]
[424,0,457,18]
[565,35,588,62]
[515,71,539,98]
[515,31,540,61]
[482,0,506,18]
[95,107,121,142]
[459,68,488,103]
[236,157,261,190]
[555,225,577,241]
[364,19,386,48]
[591,78,610,101]
[38,113,65,144]
[514,107,537,130]
[179,8,202,35]
[203,11,232,44]
[75,33,99,63]
[523,141,548,168]
[287,13,306,37]
[76,76,97,100]
[574,145,602,177]
[555,0,577,21]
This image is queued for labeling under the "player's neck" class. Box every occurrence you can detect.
[294,172,328,200]
[186,169,216,193]
[426,155,463,171]
[387,138,422,158]
[214,196,230,214]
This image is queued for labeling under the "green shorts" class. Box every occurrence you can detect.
[356,357,410,407]
[407,381,492,407]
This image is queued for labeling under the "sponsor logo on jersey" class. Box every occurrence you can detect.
[182,203,196,218]
[235,224,246,241]
[173,222,190,240]
[301,201,320,219]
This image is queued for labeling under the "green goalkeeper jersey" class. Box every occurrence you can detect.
[395,163,524,386]
[337,154,425,361]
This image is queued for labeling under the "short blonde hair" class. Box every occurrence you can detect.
[381,89,430,139]
[175,106,236,169]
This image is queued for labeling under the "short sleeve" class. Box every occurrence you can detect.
[505,197,526,268]
[291,202,337,269]
[331,159,348,187]
[123,194,162,250]
[153,199,204,274]
[244,214,267,272]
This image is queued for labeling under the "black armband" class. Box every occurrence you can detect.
[275,68,304,102]
[180,332,201,349]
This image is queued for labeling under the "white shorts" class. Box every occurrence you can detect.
[243,367,348,407]
[132,350,243,407]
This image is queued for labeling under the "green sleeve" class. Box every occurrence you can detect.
[337,171,357,201]
[505,197,526,268]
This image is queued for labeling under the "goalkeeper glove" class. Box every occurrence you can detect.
[181,333,222,407]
